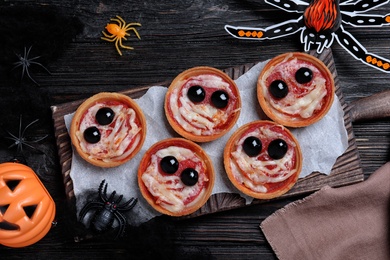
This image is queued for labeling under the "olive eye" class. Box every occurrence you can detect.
[295,67,313,84]
[268,139,288,160]
[269,80,288,99]
[243,136,262,157]
[84,126,101,144]
[96,107,115,125]
[211,90,229,108]
[180,168,199,186]
[160,156,179,174]
[187,85,206,103]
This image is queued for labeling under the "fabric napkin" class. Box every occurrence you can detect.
[261,162,390,260]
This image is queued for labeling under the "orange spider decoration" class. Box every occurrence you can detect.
[101,15,141,56]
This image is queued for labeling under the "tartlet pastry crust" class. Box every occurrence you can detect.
[224,120,302,199]
[70,92,146,168]
[138,138,215,216]
[165,66,241,142]
[257,52,334,127]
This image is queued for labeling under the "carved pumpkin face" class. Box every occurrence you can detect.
[0,162,56,248]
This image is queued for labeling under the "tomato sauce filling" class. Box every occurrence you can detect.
[229,123,299,194]
[262,57,332,120]
[167,74,239,136]
[77,100,142,161]
[141,142,210,213]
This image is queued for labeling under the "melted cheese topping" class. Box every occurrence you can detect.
[261,56,328,120]
[229,125,297,193]
[168,74,239,136]
[141,146,209,214]
[76,103,142,162]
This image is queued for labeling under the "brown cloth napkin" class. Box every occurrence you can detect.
[261,162,390,260]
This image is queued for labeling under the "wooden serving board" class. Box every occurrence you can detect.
[51,49,363,218]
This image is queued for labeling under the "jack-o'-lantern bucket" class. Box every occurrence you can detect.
[0,162,56,247]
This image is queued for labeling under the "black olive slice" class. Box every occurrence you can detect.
[269,80,288,99]
[84,126,101,144]
[211,90,229,108]
[243,136,262,157]
[96,107,115,125]
[295,67,313,84]
[180,168,198,186]
[268,139,288,160]
[187,85,206,103]
[160,156,179,174]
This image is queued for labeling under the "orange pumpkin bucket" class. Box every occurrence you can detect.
[0,162,56,248]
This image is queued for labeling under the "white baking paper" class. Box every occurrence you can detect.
[64,60,348,226]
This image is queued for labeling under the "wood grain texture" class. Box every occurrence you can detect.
[1,1,390,259]
[51,48,363,219]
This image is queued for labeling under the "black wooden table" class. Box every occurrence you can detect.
[1,1,389,259]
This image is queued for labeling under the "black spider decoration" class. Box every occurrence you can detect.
[4,115,47,154]
[79,180,138,239]
[225,0,390,73]
[12,46,51,86]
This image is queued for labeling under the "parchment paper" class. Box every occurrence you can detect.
[64,60,348,226]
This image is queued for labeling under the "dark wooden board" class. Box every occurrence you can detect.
[51,49,363,218]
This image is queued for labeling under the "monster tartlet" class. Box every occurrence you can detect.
[70,92,146,168]
[138,138,215,216]
[165,66,241,142]
[224,120,302,199]
[257,52,334,127]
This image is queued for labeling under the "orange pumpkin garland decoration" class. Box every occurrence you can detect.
[0,162,56,248]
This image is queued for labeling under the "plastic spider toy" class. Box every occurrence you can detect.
[12,46,51,86]
[4,115,47,154]
[225,0,390,73]
[101,15,141,56]
[79,179,138,239]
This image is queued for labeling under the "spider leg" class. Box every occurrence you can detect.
[21,118,38,137]
[118,38,134,50]
[115,194,124,205]
[25,46,32,57]
[24,65,39,86]
[108,190,117,202]
[98,180,109,202]
[79,201,104,222]
[118,198,137,211]
[18,115,23,140]
[5,132,18,149]
[265,0,309,13]
[225,17,303,40]
[5,131,18,142]
[115,39,123,56]
[101,35,118,42]
[111,17,123,28]
[113,211,127,239]
[341,12,390,27]
[340,0,389,13]
[29,61,51,75]
[101,32,116,39]
[335,25,390,72]
[11,61,23,70]
[126,27,141,39]
[124,22,141,30]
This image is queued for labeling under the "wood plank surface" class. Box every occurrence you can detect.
[51,48,363,219]
[1,1,389,259]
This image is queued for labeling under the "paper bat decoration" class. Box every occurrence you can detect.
[225,0,390,73]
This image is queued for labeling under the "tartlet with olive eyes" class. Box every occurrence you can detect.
[164,66,241,142]
[70,92,146,168]
[257,52,335,127]
[138,138,215,216]
[223,120,302,199]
